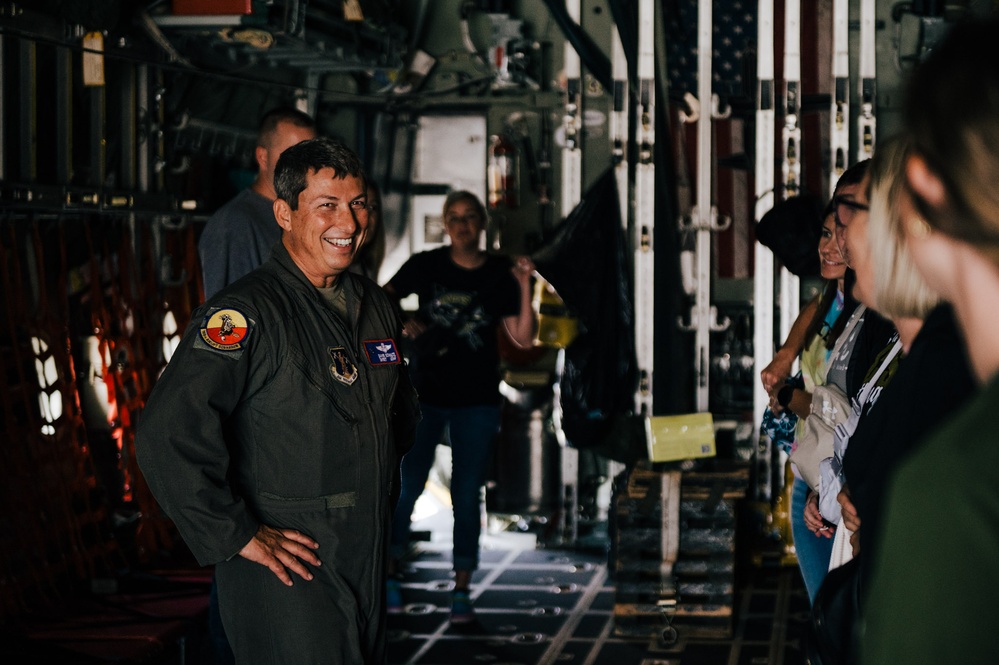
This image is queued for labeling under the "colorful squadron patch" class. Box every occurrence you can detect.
[328,347,358,386]
[201,308,250,351]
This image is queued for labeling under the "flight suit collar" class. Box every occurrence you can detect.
[270,241,364,315]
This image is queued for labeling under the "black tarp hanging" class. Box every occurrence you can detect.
[531,169,644,463]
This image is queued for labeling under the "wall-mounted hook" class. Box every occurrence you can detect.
[169,155,191,175]
[711,93,732,120]
[710,208,732,232]
[682,206,733,233]
[677,306,697,332]
[678,304,731,333]
[678,92,700,124]
[171,111,190,131]
[709,305,731,332]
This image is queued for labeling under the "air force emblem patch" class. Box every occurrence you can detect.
[328,347,359,385]
[201,308,250,352]
[363,339,401,366]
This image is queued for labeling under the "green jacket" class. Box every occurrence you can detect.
[861,373,999,664]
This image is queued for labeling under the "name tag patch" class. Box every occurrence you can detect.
[363,339,401,366]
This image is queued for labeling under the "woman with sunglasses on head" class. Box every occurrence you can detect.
[861,15,999,664]
[760,181,861,605]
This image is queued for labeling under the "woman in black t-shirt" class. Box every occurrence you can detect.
[384,191,534,624]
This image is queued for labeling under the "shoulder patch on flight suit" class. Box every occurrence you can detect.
[197,308,251,356]
[328,347,358,385]
[363,339,401,366]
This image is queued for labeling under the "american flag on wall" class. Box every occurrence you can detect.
[666,0,756,279]
[666,0,756,101]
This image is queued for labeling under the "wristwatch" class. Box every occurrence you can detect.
[777,385,795,408]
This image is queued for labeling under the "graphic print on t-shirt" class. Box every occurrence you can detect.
[428,287,488,351]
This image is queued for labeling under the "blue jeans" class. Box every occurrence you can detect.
[390,404,500,572]
[791,475,834,604]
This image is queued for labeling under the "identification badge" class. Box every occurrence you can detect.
[328,347,358,385]
[200,308,250,352]
[363,339,401,366]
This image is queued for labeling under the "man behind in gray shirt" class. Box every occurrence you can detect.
[198,107,316,299]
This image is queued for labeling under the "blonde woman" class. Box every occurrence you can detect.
[833,135,973,571]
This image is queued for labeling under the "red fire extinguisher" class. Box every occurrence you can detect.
[488,133,519,209]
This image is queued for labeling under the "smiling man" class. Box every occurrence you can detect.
[273,142,369,286]
[136,138,420,664]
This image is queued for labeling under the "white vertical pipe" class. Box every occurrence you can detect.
[693,0,712,412]
[753,0,776,432]
[829,0,850,195]
[635,0,656,416]
[858,0,876,160]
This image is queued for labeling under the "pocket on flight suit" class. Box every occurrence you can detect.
[253,346,360,500]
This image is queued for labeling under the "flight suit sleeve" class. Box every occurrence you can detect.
[135,303,264,565]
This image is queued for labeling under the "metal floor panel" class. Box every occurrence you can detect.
[386,511,810,665]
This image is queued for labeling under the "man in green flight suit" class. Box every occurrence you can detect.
[136,137,420,664]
